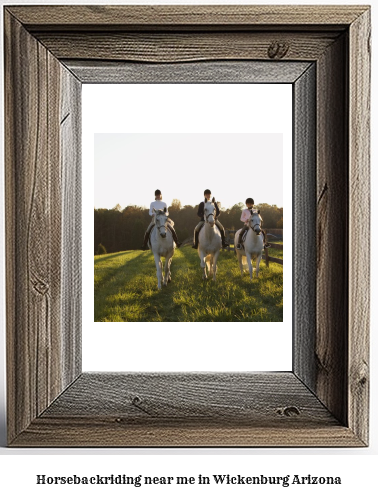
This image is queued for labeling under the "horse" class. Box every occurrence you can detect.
[234,211,264,279]
[148,208,175,289]
[198,198,222,281]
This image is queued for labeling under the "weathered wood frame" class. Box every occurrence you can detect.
[4,5,370,447]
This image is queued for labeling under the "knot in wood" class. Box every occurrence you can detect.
[33,279,49,295]
[131,395,152,415]
[132,396,142,406]
[277,406,300,417]
[268,42,289,59]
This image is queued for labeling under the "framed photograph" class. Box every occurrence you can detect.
[86,82,292,372]
[5,5,370,446]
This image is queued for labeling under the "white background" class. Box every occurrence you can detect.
[0,0,377,498]
[84,84,292,372]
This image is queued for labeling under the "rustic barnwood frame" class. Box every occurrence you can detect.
[4,5,370,447]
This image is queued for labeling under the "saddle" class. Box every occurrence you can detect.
[237,228,249,250]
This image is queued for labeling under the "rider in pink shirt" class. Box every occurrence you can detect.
[236,198,271,250]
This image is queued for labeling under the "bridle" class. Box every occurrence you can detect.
[205,211,215,223]
[155,213,168,235]
[204,202,216,224]
[249,216,262,234]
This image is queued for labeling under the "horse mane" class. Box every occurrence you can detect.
[250,211,263,222]
[155,209,168,216]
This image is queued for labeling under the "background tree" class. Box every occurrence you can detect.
[94,201,283,254]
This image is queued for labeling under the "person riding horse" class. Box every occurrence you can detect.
[192,189,229,249]
[236,198,271,250]
[142,190,181,250]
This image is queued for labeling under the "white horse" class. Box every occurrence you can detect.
[198,199,222,281]
[235,211,264,279]
[149,208,175,289]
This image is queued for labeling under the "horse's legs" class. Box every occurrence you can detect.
[208,255,213,276]
[199,250,207,279]
[237,252,244,277]
[154,254,163,289]
[212,250,220,281]
[163,256,172,285]
[166,257,172,283]
[255,253,262,278]
[162,257,168,286]
[246,253,254,280]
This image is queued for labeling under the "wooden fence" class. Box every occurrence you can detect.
[224,228,283,267]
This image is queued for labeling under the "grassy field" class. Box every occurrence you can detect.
[268,240,283,260]
[94,246,283,322]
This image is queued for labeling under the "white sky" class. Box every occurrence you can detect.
[86,83,290,213]
[94,133,283,210]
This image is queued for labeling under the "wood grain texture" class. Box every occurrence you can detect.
[348,9,371,445]
[35,32,339,63]
[42,373,332,422]
[11,421,363,448]
[4,4,370,447]
[4,11,81,444]
[60,68,82,389]
[293,65,317,390]
[11,373,364,447]
[7,5,367,30]
[316,34,349,427]
[65,60,311,84]
[5,11,60,442]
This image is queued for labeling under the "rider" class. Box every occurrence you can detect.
[236,198,271,250]
[192,189,229,249]
[142,189,181,250]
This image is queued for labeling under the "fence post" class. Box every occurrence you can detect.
[264,247,270,267]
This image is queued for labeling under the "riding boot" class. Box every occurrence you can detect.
[215,220,229,248]
[167,223,181,248]
[236,226,248,250]
[262,229,271,248]
[141,224,154,250]
[221,230,229,248]
[192,229,199,249]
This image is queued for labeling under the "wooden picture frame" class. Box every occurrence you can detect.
[4,5,370,447]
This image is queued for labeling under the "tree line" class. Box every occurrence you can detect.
[94,200,283,254]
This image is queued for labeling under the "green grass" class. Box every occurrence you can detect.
[267,240,283,260]
[94,247,283,322]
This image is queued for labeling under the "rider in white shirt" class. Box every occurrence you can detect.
[142,190,181,250]
[149,199,167,215]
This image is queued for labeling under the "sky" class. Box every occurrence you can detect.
[94,132,283,210]
[83,82,292,212]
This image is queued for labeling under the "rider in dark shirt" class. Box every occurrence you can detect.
[192,189,229,249]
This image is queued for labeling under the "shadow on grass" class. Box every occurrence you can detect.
[94,251,133,265]
[94,251,152,292]
[95,248,283,322]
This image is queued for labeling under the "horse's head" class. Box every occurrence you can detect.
[248,211,263,235]
[204,201,216,227]
[153,208,168,238]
